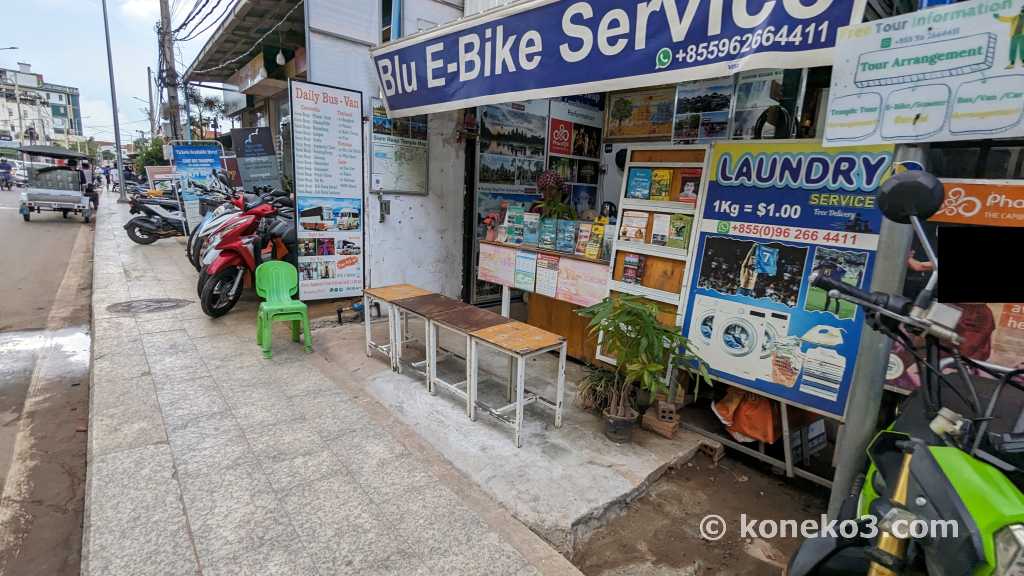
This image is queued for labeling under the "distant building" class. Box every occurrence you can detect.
[0,62,84,147]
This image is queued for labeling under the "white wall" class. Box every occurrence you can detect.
[365,111,465,297]
[306,0,467,298]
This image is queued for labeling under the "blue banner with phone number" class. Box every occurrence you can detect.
[371,0,868,117]
[682,141,893,419]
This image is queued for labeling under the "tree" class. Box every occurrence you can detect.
[133,136,168,174]
[186,86,204,140]
[202,96,224,138]
[610,98,634,128]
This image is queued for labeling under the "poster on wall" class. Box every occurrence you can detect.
[887,179,1024,392]
[548,98,603,216]
[555,257,607,307]
[731,70,786,140]
[474,100,548,303]
[170,143,222,233]
[824,0,1024,147]
[673,77,734,144]
[290,79,364,300]
[604,87,676,141]
[682,141,894,419]
[478,242,516,287]
[371,0,868,118]
[230,127,282,192]
[371,98,429,194]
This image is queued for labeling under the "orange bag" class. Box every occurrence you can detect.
[713,387,780,444]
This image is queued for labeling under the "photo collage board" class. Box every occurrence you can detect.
[681,141,894,419]
[548,99,604,218]
[474,96,606,304]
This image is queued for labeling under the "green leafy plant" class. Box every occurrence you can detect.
[575,366,617,411]
[577,294,709,419]
[538,196,576,220]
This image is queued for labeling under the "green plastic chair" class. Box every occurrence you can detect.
[255,261,311,359]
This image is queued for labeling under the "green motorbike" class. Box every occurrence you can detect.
[788,171,1024,576]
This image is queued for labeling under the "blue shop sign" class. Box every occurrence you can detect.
[371,0,868,117]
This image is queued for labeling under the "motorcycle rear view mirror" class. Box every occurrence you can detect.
[877,170,945,225]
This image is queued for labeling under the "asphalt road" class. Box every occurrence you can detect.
[0,189,85,331]
[0,186,93,575]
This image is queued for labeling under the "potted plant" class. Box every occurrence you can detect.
[577,294,708,443]
[535,170,576,221]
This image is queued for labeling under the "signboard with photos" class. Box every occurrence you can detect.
[289,80,365,300]
[682,141,894,419]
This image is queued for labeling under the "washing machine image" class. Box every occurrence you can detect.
[687,294,792,382]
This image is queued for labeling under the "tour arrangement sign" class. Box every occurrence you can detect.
[824,0,1024,146]
[289,80,365,300]
[371,0,868,117]
[681,141,893,418]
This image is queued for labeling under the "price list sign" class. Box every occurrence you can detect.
[681,141,893,418]
[290,80,365,300]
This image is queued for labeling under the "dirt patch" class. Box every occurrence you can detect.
[574,453,828,576]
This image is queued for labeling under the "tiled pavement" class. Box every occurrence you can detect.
[83,195,581,575]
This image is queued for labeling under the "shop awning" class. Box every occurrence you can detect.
[184,0,305,84]
[371,0,868,118]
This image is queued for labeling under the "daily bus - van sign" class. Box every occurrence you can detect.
[371,0,867,117]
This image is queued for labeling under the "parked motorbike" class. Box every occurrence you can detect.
[198,204,296,317]
[787,171,1024,575]
[123,195,187,244]
[187,187,289,270]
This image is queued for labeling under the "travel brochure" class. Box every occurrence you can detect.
[668,214,693,250]
[651,214,670,246]
[625,166,703,205]
[477,243,606,307]
[574,223,592,256]
[619,211,649,242]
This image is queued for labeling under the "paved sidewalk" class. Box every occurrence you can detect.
[83,197,581,575]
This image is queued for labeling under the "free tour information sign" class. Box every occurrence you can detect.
[681,141,893,418]
[824,0,1024,146]
[290,80,365,300]
[371,0,868,117]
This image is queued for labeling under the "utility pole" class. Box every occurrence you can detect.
[13,80,23,145]
[159,0,182,141]
[147,66,156,137]
[100,0,128,203]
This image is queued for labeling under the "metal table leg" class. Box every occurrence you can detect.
[469,339,479,422]
[427,319,437,394]
[463,333,472,418]
[363,294,372,358]
[513,354,526,448]
[555,342,566,428]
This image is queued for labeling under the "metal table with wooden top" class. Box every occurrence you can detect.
[427,305,511,416]
[390,293,467,379]
[469,321,567,447]
[363,284,432,371]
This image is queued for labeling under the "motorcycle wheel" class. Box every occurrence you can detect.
[200,267,243,318]
[190,236,206,271]
[196,268,209,297]
[126,221,158,245]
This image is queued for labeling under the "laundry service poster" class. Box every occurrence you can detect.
[682,141,893,418]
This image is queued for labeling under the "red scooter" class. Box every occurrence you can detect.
[198,203,278,317]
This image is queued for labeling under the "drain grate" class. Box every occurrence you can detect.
[107,298,194,314]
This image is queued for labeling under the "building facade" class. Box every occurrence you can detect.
[0,62,83,146]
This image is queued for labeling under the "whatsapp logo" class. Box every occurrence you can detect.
[655,48,672,70]
[717,221,731,234]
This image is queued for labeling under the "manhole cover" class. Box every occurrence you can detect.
[107,298,193,314]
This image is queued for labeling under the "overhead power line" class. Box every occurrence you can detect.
[191,0,303,74]
[175,0,225,40]
[173,0,210,34]
[178,0,238,42]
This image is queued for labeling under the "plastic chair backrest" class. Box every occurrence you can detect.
[255,261,298,301]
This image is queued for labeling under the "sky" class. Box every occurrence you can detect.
[0,0,218,144]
